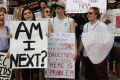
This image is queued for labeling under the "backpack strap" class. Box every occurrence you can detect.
[5,26,9,35]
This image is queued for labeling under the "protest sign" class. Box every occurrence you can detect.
[9,0,19,6]
[19,0,39,12]
[45,33,75,79]
[116,16,120,28]
[103,9,120,36]
[82,23,114,64]
[4,14,13,27]
[10,0,39,12]
[36,18,49,21]
[0,52,12,80]
[10,21,48,68]
[36,18,52,22]
[67,0,107,13]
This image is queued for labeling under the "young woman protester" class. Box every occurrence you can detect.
[41,7,52,80]
[114,2,120,80]
[42,7,52,18]
[0,9,12,57]
[21,7,39,80]
[47,1,77,80]
[10,6,24,80]
[0,8,12,80]
[77,7,114,80]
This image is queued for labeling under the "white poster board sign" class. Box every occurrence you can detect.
[4,14,13,26]
[67,0,107,13]
[36,18,52,21]
[10,21,48,68]
[82,24,114,64]
[103,9,120,36]
[45,33,75,79]
[0,52,12,80]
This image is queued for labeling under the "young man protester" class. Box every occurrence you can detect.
[34,0,47,18]
[46,1,77,80]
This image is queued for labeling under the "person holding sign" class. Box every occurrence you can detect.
[42,7,52,18]
[10,6,23,80]
[21,7,39,80]
[47,1,77,80]
[41,7,52,80]
[77,7,114,80]
[0,8,12,55]
[34,0,47,18]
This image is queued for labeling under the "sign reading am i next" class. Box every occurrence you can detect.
[10,21,48,69]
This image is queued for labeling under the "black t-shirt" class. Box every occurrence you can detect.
[72,14,88,35]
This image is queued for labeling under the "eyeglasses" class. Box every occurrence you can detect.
[86,12,95,15]
[46,10,51,13]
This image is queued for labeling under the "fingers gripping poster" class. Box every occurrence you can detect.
[82,24,114,64]
[0,52,12,80]
[10,21,48,68]
[45,33,75,79]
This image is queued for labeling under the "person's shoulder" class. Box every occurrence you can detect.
[68,17,73,20]
[34,12,41,14]
[99,21,107,27]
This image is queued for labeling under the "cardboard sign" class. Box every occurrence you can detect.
[45,33,75,79]
[67,0,107,13]
[4,14,13,27]
[116,16,120,28]
[10,21,48,68]
[0,52,12,80]
[103,9,120,36]
[82,23,114,64]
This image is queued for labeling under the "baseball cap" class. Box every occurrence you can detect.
[52,1,66,9]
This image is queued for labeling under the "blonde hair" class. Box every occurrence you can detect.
[90,7,100,19]
[13,6,23,20]
[42,7,52,18]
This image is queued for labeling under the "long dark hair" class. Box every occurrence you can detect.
[22,7,36,21]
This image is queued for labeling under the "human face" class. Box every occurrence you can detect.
[41,2,47,10]
[2,8,6,14]
[44,8,52,18]
[0,11,4,25]
[109,3,115,9]
[87,9,97,21]
[23,9,33,21]
[55,6,64,16]
[0,0,3,4]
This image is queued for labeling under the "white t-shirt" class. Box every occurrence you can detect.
[34,12,42,18]
[82,20,109,57]
[47,1,55,6]
[51,16,73,33]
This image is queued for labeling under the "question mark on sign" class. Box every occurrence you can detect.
[41,50,47,67]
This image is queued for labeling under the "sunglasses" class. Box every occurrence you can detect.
[46,10,52,13]
[86,12,95,15]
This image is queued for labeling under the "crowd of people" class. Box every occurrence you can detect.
[0,0,120,80]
